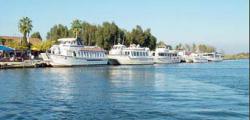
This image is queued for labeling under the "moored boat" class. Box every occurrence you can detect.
[152,47,181,64]
[43,38,108,66]
[108,44,154,65]
[191,53,208,63]
[202,52,223,62]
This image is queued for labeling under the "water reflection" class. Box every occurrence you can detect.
[0,60,248,119]
[45,68,77,101]
[107,65,156,88]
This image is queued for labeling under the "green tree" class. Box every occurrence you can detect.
[45,20,158,50]
[191,43,196,52]
[175,43,183,50]
[118,29,126,44]
[94,22,121,50]
[0,37,6,45]
[80,22,98,45]
[126,25,157,50]
[128,25,144,45]
[31,40,55,51]
[46,24,70,41]
[184,44,191,51]
[18,17,33,49]
[71,19,82,38]
[31,32,42,40]
[157,41,167,48]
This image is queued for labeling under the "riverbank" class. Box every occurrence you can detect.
[0,55,248,69]
[0,60,51,69]
[223,53,249,60]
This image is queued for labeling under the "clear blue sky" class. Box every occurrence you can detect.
[0,0,249,53]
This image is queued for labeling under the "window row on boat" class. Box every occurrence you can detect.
[74,51,105,58]
[156,53,178,57]
[123,51,149,56]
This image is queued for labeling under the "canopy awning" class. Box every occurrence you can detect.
[0,45,14,51]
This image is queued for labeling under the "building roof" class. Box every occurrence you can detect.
[0,36,41,45]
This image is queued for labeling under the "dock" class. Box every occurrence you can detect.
[0,60,52,69]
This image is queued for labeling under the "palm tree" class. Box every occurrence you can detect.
[0,37,6,45]
[18,17,33,49]
[71,19,82,38]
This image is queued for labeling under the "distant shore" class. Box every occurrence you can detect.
[223,53,249,60]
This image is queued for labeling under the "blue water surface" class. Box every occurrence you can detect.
[0,59,249,120]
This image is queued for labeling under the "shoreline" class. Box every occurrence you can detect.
[1,59,248,70]
[223,58,249,60]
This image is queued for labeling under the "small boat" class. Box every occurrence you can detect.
[108,44,154,65]
[152,47,181,64]
[202,52,223,62]
[44,38,108,66]
[177,51,193,63]
[191,53,208,63]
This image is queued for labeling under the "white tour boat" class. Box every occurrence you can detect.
[108,44,154,65]
[202,52,223,62]
[191,53,208,63]
[152,47,181,64]
[45,38,108,66]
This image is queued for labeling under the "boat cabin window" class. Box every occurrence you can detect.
[124,51,130,55]
[78,51,105,58]
[130,51,148,56]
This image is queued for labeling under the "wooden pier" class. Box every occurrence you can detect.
[0,60,52,69]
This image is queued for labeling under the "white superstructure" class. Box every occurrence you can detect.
[152,47,181,64]
[191,53,208,63]
[108,44,154,65]
[46,38,108,66]
[202,52,223,62]
[178,50,193,63]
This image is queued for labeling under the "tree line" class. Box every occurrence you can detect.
[46,20,157,50]
[1,16,217,53]
[175,43,216,53]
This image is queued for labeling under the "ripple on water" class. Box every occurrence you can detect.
[0,60,248,119]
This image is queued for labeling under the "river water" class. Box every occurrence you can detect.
[0,59,249,120]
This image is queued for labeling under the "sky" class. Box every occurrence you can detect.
[0,0,249,53]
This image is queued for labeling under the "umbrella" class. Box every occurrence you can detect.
[0,45,14,51]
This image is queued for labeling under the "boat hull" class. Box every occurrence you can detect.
[48,54,108,66]
[153,57,181,64]
[207,58,223,62]
[192,58,208,63]
[108,55,154,65]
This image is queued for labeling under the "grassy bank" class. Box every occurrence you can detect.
[223,52,249,60]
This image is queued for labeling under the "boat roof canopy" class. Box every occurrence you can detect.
[58,38,77,42]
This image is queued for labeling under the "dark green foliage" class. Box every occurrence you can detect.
[46,24,70,41]
[46,21,157,50]
[71,19,82,38]
[197,44,216,53]
[126,26,157,50]
[0,37,6,45]
[80,21,98,46]
[18,17,33,50]
[224,53,249,60]
[175,43,183,50]
[176,43,216,53]
[31,32,42,40]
